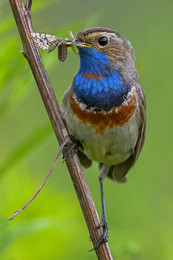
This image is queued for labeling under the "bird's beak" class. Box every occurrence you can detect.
[61,31,91,56]
[63,39,91,48]
[64,31,91,48]
[75,41,92,48]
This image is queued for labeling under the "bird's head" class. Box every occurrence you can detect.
[75,27,138,83]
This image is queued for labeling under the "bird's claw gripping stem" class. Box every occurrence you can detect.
[89,220,109,251]
[62,135,78,162]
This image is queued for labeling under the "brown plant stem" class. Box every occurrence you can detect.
[9,0,113,259]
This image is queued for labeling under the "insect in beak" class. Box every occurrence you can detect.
[31,30,90,62]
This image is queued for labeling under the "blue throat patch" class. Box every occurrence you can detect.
[72,47,131,110]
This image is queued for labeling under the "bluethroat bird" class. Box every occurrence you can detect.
[61,27,146,249]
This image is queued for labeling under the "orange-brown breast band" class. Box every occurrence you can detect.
[70,93,137,135]
[83,72,104,79]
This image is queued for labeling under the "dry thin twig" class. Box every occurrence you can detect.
[8,140,66,220]
[9,0,113,258]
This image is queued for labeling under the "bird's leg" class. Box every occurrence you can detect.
[97,177,108,230]
[90,165,109,251]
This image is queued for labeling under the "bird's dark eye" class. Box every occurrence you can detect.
[98,36,108,46]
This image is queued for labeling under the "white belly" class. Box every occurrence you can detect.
[61,90,139,166]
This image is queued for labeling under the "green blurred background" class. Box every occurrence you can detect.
[0,0,173,259]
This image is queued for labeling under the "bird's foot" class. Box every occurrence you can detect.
[62,135,78,162]
[89,220,109,252]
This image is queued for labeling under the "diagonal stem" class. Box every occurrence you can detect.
[9,0,113,259]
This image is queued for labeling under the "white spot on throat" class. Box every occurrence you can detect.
[115,107,119,113]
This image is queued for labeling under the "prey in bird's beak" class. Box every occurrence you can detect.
[31,30,91,62]
[58,31,91,61]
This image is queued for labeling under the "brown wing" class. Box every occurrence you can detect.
[108,85,146,182]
